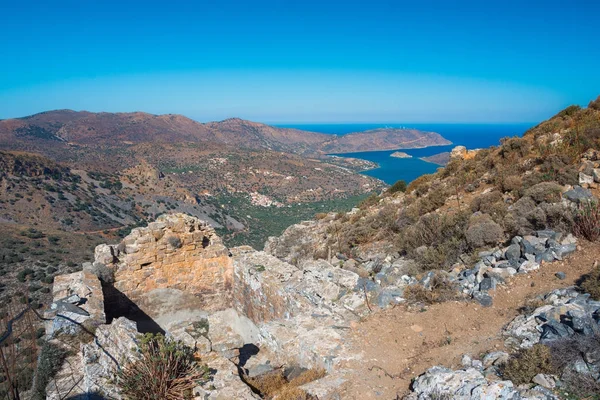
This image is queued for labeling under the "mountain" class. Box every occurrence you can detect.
[0,110,451,155]
[320,127,451,153]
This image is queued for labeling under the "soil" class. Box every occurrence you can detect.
[337,240,600,399]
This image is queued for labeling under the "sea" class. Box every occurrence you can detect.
[276,123,535,185]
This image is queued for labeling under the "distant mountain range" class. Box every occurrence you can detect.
[0,110,451,155]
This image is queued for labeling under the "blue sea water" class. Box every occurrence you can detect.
[277,123,535,184]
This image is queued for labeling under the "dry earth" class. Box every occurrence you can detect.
[337,241,600,399]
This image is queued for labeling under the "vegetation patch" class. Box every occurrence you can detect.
[117,333,209,400]
[501,344,554,385]
[244,368,326,400]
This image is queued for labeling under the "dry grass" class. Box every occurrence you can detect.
[403,273,461,305]
[245,368,326,400]
[573,201,600,242]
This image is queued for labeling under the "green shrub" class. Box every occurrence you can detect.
[502,344,554,385]
[389,179,407,194]
[32,341,68,400]
[117,333,209,400]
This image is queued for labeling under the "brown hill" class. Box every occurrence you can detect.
[0,110,450,155]
[321,127,451,153]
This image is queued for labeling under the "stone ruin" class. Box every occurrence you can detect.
[44,213,369,399]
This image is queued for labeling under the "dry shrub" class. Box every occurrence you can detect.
[245,368,325,400]
[117,333,208,400]
[470,191,503,213]
[501,344,554,385]
[399,212,469,271]
[407,174,434,196]
[590,95,600,111]
[573,201,600,241]
[403,272,460,304]
[580,263,600,300]
[558,368,600,398]
[524,182,563,204]
[465,214,504,248]
[500,175,523,194]
[547,334,600,397]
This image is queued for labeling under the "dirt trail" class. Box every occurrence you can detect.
[337,241,600,399]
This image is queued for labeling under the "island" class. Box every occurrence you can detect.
[420,152,451,166]
[390,151,412,159]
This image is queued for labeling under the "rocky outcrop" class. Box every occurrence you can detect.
[93,213,233,315]
[504,287,600,349]
[406,365,558,399]
[450,145,479,161]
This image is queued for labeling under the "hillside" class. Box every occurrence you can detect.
[3,97,600,400]
[0,110,450,155]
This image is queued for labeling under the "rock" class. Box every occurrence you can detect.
[564,186,596,204]
[473,292,493,307]
[482,351,509,368]
[540,320,575,341]
[377,287,404,308]
[538,250,556,263]
[536,230,559,240]
[519,260,540,273]
[410,366,488,399]
[555,243,576,258]
[579,172,594,185]
[479,277,496,292]
[461,354,473,368]
[532,373,555,389]
[593,168,600,183]
[504,244,522,261]
[555,272,566,280]
[299,373,346,399]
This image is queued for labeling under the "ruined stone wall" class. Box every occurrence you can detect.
[95,213,233,314]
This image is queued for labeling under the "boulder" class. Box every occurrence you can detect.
[564,186,596,204]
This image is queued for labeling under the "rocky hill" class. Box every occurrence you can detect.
[3,97,600,400]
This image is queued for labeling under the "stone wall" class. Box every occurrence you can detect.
[94,213,233,315]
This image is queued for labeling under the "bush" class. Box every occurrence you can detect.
[465,214,504,248]
[389,179,407,194]
[524,182,563,204]
[399,212,469,271]
[589,95,600,111]
[502,344,554,385]
[580,263,600,300]
[548,333,600,398]
[403,272,461,304]
[32,342,68,400]
[573,201,600,241]
[117,333,208,400]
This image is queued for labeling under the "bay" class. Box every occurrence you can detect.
[277,123,534,184]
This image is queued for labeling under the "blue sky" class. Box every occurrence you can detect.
[1,0,599,123]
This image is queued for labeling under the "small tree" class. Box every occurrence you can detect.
[389,179,407,194]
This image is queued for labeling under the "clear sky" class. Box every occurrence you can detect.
[1,0,599,123]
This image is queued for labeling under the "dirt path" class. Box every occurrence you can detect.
[336,241,600,399]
